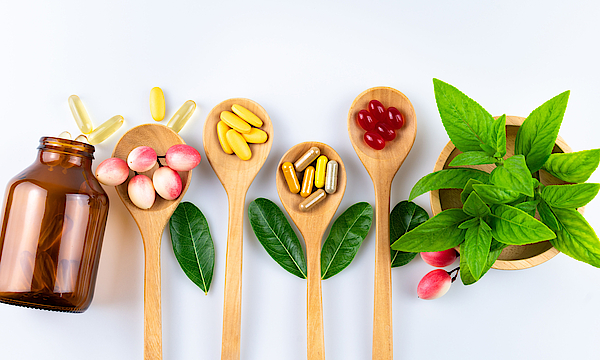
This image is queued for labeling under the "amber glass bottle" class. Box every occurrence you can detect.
[0,137,109,312]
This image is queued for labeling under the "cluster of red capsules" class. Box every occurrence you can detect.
[356,100,405,150]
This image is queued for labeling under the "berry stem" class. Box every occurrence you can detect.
[448,266,460,283]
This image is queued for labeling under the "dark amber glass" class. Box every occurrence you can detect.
[0,137,109,313]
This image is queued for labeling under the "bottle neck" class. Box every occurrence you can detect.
[37,137,95,168]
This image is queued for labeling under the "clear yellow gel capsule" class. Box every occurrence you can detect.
[58,131,72,140]
[87,115,124,145]
[314,155,328,188]
[231,104,263,127]
[299,189,326,212]
[294,146,320,172]
[325,160,338,194]
[301,166,315,198]
[74,134,89,144]
[226,129,252,161]
[167,100,196,133]
[220,111,251,134]
[282,162,300,194]
[242,128,268,144]
[150,87,165,121]
[68,95,94,134]
[217,121,234,154]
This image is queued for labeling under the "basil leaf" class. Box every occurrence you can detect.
[448,151,497,167]
[513,200,540,217]
[461,179,484,204]
[458,217,479,230]
[248,198,307,279]
[551,207,600,267]
[492,114,507,158]
[391,208,469,252]
[433,78,496,152]
[462,218,492,280]
[472,184,522,204]
[169,202,215,294]
[390,201,429,268]
[409,168,490,201]
[489,155,534,197]
[321,202,373,279]
[537,200,560,232]
[543,149,600,183]
[514,91,570,172]
[490,204,556,245]
[463,192,490,217]
[542,183,600,209]
[460,239,505,285]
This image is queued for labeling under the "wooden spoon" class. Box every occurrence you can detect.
[347,87,417,360]
[112,123,193,360]
[275,142,347,360]
[202,98,273,360]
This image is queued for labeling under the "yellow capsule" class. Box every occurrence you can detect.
[226,129,252,161]
[217,121,234,154]
[242,128,268,144]
[325,160,338,194]
[74,134,89,144]
[314,155,328,188]
[231,104,263,127]
[299,189,326,212]
[167,100,196,133]
[58,131,72,140]
[281,162,300,194]
[150,87,165,121]
[68,95,94,134]
[294,146,320,172]
[220,111,251,134]
[301,166,315,198]
[87,115,124,145]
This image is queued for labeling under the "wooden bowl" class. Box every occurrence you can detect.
[430,116,579,270]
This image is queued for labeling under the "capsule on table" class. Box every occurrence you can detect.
[68,95,94,134]
[87,115,124,145]
[74,134,89,144]
[281,162,300,194]
[226,129,252,161]
[325,160,338,194]
[300,166,315,198]
[167,100,196,133]
[58,131,72,140]
[294,146,320,172]
[220,111,251,134]
[217,121,234,154]
[314,155,328,188]
[149,87,165,121]
[242,128,268,144]
[231,104,263,127]
[299,189,326,212]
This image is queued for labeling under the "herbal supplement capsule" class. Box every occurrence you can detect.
[300,166,315,198]
[217,121,234,154]
[299,189,326,212]
[220,111,251,134]
[294,146,320,172]
[167,100,196,133]
[74,134,89,144]
[68,95,94,134]
[87,115,124,145]
[149,87,165,121]
[231,104,263,127]
[314,155,328,188]
[58,131,72,140]
[226,129,252,161]
[281,162,300,194]
[242,128,268,144]
[325,160,338,194]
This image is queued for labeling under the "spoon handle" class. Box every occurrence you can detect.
[140,227,164,360]
[306,238,325,360]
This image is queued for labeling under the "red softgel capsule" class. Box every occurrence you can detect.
[357,110,376,131]
[387,107,405,129]
[368,100,386,122]
[374,121,396,141]
[364,131,385,150]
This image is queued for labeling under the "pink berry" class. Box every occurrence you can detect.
[420,249,459,267]
[127,146,157,172]
[128,174,155,209]
[417,269,455,300]
[153,167,183,200]
[165,144,201,171]
[95,157,129,186]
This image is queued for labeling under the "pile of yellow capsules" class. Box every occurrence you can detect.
[60,95,124,145]
[217,105,268,160]
[282,146,338,212]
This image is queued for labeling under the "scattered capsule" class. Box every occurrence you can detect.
[217,121,234,154]
[150,87,165,121]
[294,146,320,172]
[314,155,328,188]
[74,134,89,144]
[299,189,326,212]
[226,129,252,161]
[167,100,196,133]
[220,111,251,134]
[58,131,72,140]
[325,160,338,194]
[242,128,268,144]
[87,115,124,145]
[231,104,263,127]
[68,95,94,134]
[281,162,300,194]
[300,166,315,198]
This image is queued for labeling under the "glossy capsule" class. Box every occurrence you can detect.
[357,110,376,131]
[68,95,94,134]
[314,155,328,188]
[150,87,165,121]
[242,128,268,144]
[368,100,386,122]
[299,189,326,212]
[217,121,234,154]
[220,111,251,134]
[226,129,252,161]
[281,162,300,194]
[364,131,385,150]
[58,131,72,140]
[325,160,338,194]
[300,166,315,198]
[74,134,89,144]
[167,100,196,133]
[87,115,124,145]
[231,104,263,127]
[374,121,396,141]
[294,146,320,172]
[386,107,405,129]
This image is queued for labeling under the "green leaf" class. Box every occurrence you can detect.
[463,192,490,217]
[409,168,490,201]
[321,202,373,279]
[492,114,507,158]
[248,198,307,279]
[433,79,496,152]
[514,91,570,172]
[390,201,429,268]
[169,202,215,294]
[462,218,493,280]
[448,151,497,167]
[460,239,505,285]
[490,204,556,245]
[489,155,534,197]
[472,183,522,205]
[551,207,600,267]
[461,179,484,204]
[542,183,600,209]
[537,200,560,232]
[543,149,600,183]
[458,217,479,229]
[391,209,469,252]
[513,200,540,217]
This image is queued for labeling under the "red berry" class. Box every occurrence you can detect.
[165,144,201,171]
[386,107,405,129]
[95,157,129,186]
[357,110,376,131]
[368,100,386,122]
[364,131,385,150]
[374,121,396,141]
[417,269,453,300]
[420,249,459,267]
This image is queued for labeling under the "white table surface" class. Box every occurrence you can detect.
[1,1,599,359]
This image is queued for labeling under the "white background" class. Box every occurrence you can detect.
[1,1,599,359]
